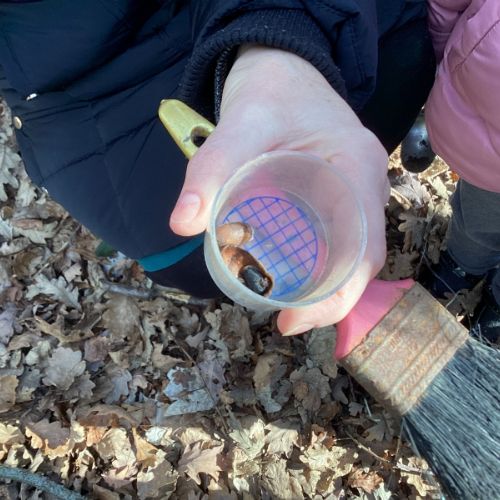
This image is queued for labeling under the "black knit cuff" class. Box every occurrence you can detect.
[177,9,346,122]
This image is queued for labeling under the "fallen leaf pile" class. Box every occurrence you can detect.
[0,99,452,499]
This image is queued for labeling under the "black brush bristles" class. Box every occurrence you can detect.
[404,339,500,499]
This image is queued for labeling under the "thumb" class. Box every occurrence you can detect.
[169,110,275,236]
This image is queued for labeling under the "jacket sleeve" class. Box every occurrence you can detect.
[177,0,386,120]
[427,0,471,62]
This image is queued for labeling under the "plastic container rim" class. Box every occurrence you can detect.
[206,150,368,309]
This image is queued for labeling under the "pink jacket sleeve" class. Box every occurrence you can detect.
[428,0,471,61]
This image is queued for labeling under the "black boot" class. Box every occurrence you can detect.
[471,273,500,344]
[421,250,484,299]
[421,251,500,344]
[401,111,436,173]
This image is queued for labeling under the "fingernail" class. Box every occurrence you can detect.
[170,192,201,224]
[282,323,313,336]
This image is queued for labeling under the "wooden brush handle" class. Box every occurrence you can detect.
[337,280,468,415]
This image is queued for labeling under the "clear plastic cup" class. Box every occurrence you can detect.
[204,150,367,311]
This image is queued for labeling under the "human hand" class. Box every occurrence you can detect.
[170,46,390,332]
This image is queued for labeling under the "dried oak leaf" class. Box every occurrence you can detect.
[42,346,86,390]
[151,343,182,371]
[132,428,158,469]
[399,457,437,497]
[0,344,9,369]
[176,427,215,448]
[35,315,93,344]
[230,446,261,478]
[306,326,338,379]
[264,420,299,457]
[26,274,81,310]
[12,219,58,244]
[0,423,24,446]
[0,237,33,258]
[0,143,20,202]
[26,419,85,460]
[0,303,16,345]
[229,415,266,460]
[102,465,137,492]
[300,444,358,477]
[290,366,330,412]
[77,404,141,429]
[136,452,178,500]
[145,427,171,447]
[365,417,396,442]
[15,174,38,208]
[348,468,384,493]
[427,175,450,200]
[65,372,95,400]
[16,367,41,403]
[24,339,51,366]
[173,306,199,336]
[11,246,44,278]
[102,295,142,343]
[86,426,108,447]
[177,441,224,485]
[290,468,323,498]
[84,336,111,363]
[261,459,304,499]
[390,170,430,208]
[63,262,82,283]
[96,428,138,487]
[104,365,131,404]
[206,304,252,359]
[164,353,225,416]
[378,250,419,281]
[0,375,18,413]
[7,331,41,351]
[398,212,427,252]
[253,353,290,413]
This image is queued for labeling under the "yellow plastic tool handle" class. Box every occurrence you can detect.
[158,99,215,160]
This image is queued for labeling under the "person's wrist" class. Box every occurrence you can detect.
[231,44,333,91]
[223,44,348,127]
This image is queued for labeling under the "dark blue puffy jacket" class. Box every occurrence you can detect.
[0,0,431,293]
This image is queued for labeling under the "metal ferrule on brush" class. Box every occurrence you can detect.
[341,284,469,416]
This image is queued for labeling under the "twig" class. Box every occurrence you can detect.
[101,280,214,308]
[102,281,153,300]
[387,429,403,491]
[345,431,391,464]
[0,465,85,500]
[346,432,437,478]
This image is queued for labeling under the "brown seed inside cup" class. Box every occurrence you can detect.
[219,244,274,296]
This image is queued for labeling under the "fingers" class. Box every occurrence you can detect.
[335,279,414,360]
[169,131,234,236]
[276,261,373,335]
[276,215,387,337]
[169,107,275,236]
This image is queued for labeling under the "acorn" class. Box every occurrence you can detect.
[216,222,254,247]
[240,265,272,296]
[219,245,273,296]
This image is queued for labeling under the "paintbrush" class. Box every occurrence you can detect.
[337,279,500,499]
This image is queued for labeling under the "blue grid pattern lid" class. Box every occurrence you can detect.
[224,196,318,298]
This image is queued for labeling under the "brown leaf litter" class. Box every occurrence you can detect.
[0,100,457,498]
